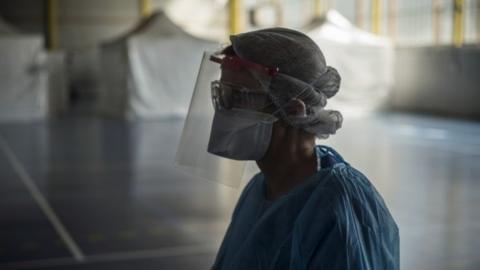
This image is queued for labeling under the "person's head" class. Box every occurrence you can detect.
[217,47,313,159]
[208,27,342,161]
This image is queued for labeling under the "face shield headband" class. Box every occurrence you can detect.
[209,54,280,77]
[208,53,311,118]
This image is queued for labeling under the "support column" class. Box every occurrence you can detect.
[388,0,397,41]
[314,0,323,18]
[46,0,59,51]
[139,0,152,18]
[453,0,464,47]
[229,0,244,35]
[476,0,480,44]
[355,0,364,28]
[433,0,443,45]
[371,0,382,34]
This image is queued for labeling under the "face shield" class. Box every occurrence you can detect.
[175,51,280,187]
[176,50,335,187]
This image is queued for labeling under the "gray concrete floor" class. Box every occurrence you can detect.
[0,112,478,270]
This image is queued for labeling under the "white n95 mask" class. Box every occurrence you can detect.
[208,109,277,160]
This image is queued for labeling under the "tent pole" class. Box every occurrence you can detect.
[453,0,464,47]
[229,0,244,35]
[46,0,59,51]
[371,0,382,34]
[139,0,152,18]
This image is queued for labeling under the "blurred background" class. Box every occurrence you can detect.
[0,0,478,269]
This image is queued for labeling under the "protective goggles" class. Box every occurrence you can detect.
[211,80,274,112]
[209,54,280,114]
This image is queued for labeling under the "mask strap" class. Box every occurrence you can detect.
[315,146,322,172]
[268,84,311,119]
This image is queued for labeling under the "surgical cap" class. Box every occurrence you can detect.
[230,27,342,138]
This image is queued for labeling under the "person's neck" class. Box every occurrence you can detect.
[256,139,317,201]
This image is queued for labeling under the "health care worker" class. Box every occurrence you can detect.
[177,27,399,270]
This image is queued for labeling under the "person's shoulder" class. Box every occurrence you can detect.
[312,145,376,201]
[309,148,396,229]
[328,164,398,230]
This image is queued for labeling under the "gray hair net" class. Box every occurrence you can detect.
[230,27,342,138]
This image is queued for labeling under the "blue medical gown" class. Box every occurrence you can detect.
[211,145,399,270]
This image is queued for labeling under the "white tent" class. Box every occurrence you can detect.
[164,0,228,41]
[304,10,394,114]
[99,11,218,119]
[0,17,49,121]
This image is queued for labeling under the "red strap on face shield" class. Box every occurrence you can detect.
[210,55,279,77]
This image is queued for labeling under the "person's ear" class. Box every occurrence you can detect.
[285,99,307,117]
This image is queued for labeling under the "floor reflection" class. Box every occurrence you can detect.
[0,112,478,269]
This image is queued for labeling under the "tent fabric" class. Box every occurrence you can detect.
[0,17,50,122]
[99,11,218,119]
[304,10,394,112]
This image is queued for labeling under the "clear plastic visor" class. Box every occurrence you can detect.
[175,51,274,187]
